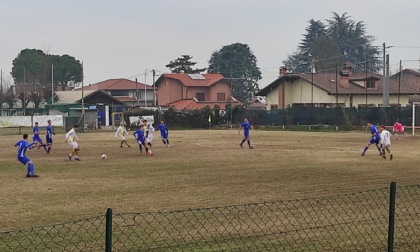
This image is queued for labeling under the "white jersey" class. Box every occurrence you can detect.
[144,124,154,140]
[114,126,128,138]
[65,128,78,143]
[381,130,391,146]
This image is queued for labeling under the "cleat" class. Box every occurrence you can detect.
[382,155,386,159]
[75,157,81,161]
[240,144,243,148]
[26,174,31,178]
[390,154,393,160]
[361,153,365,156]
[26,174,39,178]
[128,145,131,148]
[68,154,72,161]
[167,145,170,148]
[249,146,254,149]
[120,146,123,148]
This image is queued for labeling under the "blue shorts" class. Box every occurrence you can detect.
[161,134,168,139]
[33,136,43,143]
[18,156,31,165]
[369,137,380,145]
[244,132,249,138]
[46,137,53,144]
[137,140,145,145]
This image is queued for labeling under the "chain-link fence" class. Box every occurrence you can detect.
[1,183,420,251]
[0,216,105,251]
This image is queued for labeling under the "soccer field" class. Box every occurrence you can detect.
[1,129,419,232]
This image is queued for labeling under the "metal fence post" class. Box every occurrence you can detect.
[387,182,396,252]
[105,208,112,252]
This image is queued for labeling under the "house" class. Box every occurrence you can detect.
[47,90,124,127]
[78,78,155,108]
[257,66,420,110]
[391,69,420,102]
[155,73,240,110]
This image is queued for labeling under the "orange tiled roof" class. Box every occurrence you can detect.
[82,78,154,90]
[159,74,225,87]
[168,99,240,110]
[257,72,420,96]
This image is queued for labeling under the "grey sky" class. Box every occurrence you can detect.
[1,0,419,88]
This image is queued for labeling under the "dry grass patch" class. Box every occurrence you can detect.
[1,129,419,231]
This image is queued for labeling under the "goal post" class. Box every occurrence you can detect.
[111,112,124,130]
[412,102,420,136]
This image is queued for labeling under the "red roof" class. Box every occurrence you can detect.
[82,79,154,90]
[168,99,240,110]
[158,74,225,87]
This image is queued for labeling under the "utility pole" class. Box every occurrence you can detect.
[51,64,54,104]
[383,43,386,97]
[144,69,148,109]
[135,78,140,107]
[152,69,156,106]
[82,61,85,130]
[383,54,390,107]
[23,67,26,115]
[398,60,402,118]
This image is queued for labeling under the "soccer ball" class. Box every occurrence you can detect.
[102,154,107,159]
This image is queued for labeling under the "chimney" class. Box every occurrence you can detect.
[279,66,287,77]
[339,63,352,88]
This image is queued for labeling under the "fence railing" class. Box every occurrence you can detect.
[1,182,420,251]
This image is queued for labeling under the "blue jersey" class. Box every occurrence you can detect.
[157,123,168,137]
[370,125,380,139]
[133,129,145,142]
[46,125,53,139]
[15,140,34,158]
[241,121,251,135]
[33,126,41,141]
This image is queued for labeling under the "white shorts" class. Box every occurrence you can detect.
[381,144,391,148]
[116,135,126,140]
[68,141,78,150]
[146,137,153,144]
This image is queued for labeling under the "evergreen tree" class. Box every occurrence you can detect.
[208,43,261,101]
[283,13,380,73]
[166,55,206,74]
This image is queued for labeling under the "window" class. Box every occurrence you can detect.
[217,92,226,101]
[366,79,376,89]
[196,92,205,101]
[270,105,279,110]
[111,90,129,96]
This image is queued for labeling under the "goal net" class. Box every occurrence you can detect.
[412,102,420,136]
[112,112,124,129]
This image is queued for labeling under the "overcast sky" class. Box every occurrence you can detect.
[1,0,419,88]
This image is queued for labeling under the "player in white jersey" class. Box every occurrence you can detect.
[114,122,130,148]
[143,119,155,156]
[379,125,393,160]
[65,125,81,161]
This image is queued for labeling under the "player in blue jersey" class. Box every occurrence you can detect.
[33,122,47,152]
[133,124,146,154]
[361,121,382,156]
[45,120,55,154]
[157,120,170,147]
[14,134,39,177]
[239,117,254,149]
